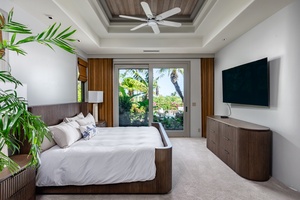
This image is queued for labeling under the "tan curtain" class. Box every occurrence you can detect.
[78,58,88,82]
[201,58,214,138]
[88,58,113,127]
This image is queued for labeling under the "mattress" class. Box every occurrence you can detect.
[36,126,164,186]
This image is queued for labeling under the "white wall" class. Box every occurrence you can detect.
[190,59,201,137]
[1,1,78,106]
[215,1,300,191]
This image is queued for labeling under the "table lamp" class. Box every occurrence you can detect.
[88,91,103,123]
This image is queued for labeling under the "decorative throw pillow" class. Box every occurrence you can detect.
[49,123,82,148]
[76,113,96,126]
[64,112,84,123]
[79,123,97,140]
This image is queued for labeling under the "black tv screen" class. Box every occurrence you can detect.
[222,58,269,106]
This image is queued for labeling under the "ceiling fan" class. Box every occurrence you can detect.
[119,1,182,34]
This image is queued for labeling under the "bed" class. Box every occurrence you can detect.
[26,102,172,194]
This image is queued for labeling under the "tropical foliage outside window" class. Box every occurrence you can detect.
[118,67,184,130]
[119,69,149,126]
[77,81,84,102]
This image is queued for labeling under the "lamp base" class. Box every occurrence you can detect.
[92,103,99,123]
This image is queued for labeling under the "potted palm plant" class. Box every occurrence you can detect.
[0,9,76,173]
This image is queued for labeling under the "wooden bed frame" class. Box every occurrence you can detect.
[27,102,172,194]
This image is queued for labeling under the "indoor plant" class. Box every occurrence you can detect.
[0,9,76,173]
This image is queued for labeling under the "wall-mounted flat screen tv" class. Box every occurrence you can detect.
[222,57,269,106]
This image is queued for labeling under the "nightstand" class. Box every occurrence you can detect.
[0,155,35,200]
[96,120,107,127]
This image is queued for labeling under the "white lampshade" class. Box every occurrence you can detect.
[88,91,103,103]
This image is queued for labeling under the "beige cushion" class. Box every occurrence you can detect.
[66,120,80,129]
[49,122,82,148]
[40,134,56,152]
[76,113,95,126]
[40,123,66,152]
[64,112,84,123]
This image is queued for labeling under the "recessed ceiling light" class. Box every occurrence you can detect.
[45,14,53,20]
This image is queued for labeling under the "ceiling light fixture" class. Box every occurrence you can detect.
[45,14,53,20]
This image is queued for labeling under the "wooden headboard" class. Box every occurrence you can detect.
[19,102,88,154]
[28,102,89,126]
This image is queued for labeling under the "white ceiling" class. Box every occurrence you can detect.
[11,0,294,57]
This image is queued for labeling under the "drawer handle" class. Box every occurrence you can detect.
[212,141,215,144]
[224,150,229,154]
[224,136,229,141]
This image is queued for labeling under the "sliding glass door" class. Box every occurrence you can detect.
[115,63,189,137]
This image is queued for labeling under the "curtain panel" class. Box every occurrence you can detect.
[88,58,113,127]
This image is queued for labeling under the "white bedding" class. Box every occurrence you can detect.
[36,126,164,186]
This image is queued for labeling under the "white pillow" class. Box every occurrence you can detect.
[66,120,80,129]
[40,123,65,152]
[49,123,82,148]
[64,112,84,123]
[40,134,56,152]
[79,123,97,140]
[76,113,95,126]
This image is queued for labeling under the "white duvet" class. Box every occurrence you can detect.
[36,126,164,186]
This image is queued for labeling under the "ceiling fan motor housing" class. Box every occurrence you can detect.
[147,19,157,26]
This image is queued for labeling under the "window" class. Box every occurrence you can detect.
[77,58,87,102]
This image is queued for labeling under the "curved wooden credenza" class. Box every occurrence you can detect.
[206,116,272,181]
[26,102,172,194]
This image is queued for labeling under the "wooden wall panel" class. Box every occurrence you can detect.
[201,58,214,138]
[88,58,113,127]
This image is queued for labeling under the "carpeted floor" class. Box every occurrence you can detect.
[37,138,300,200]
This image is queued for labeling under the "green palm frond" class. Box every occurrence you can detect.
[0,8,76,174]
[16,23,76,54]
[0,8,31,34]
[0,9,76,56]
[0,71,22,88]
[0,152,20,173]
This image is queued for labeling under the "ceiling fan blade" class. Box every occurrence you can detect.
[151,24,160,34]
[141,2,153,18]
[130,23,148,31]
[157,20,182,27]
[156,7,181,20]
[119,15,147,22]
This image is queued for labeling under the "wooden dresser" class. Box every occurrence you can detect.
[206,116,272,181]
[0,155,35,200]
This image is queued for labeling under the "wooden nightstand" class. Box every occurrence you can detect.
[96,120,107,127]
[0,155,35,200]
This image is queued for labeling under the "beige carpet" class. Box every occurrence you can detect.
[37,138,300,200]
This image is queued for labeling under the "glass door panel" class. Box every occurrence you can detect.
[118,68,149,126]
[152,67,185,131]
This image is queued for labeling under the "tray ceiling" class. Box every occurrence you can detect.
[9,0,294,56]
[99,0,205,22]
